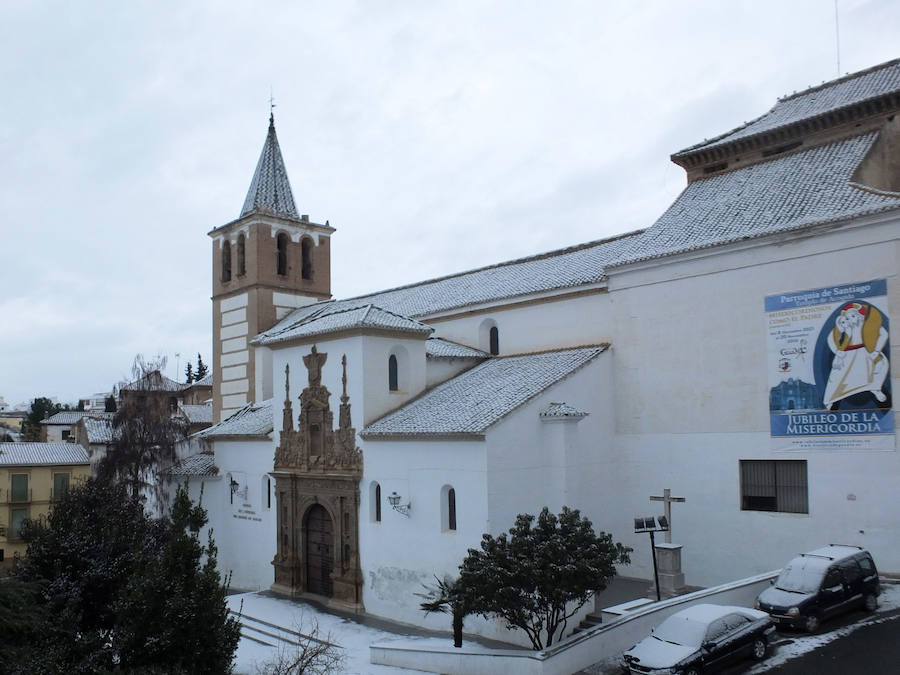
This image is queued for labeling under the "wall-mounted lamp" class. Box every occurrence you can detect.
[387,491,411,517]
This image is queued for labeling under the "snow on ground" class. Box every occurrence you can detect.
[227,592,433,675]
[746,584,900,673]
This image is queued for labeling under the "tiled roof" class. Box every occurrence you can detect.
[196,399,274,439]
[179,404,213,425]
[362,346,607,438]
[677,59,900,156]
[257,232,641,344]
[42,411,109,425]
[121,370,184,393]
[254,303,433,346]
[240,114,299,220]
[82,417,114,444]
[187,373,213,388]
[425,338,489,359]
[169,452,218,477]
[616,133,900,266]
[0,443,90,466]
[539,402,588,419]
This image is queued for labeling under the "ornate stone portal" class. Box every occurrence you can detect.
[271,346,364,610]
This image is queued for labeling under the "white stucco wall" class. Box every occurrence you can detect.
[178,437,277,592]
[358,437,490,633]
[427,291,611,356]
[425,356,482,389]
[604,215,900,583]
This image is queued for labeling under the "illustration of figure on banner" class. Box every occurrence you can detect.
[823,301,889,409]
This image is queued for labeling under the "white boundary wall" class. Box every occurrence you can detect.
[370,571,779,675]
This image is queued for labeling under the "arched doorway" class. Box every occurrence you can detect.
[304,504,334,597]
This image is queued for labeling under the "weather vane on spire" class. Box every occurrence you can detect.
[269,87,276,124]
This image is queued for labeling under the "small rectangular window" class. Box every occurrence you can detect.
[53,473,70,500]
[11,474,28,503]
[10,508,27,540]
[740,460,807,514]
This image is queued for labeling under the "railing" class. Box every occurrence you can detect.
[3,488,32,504]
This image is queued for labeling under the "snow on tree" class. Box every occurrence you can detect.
[452,506,631,649]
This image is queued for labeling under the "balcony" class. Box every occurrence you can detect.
[3,488,32,504]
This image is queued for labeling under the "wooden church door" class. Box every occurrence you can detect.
[304,504,333,597]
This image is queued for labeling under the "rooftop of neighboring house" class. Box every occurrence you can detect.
[41,411,114,426]
[0,443,90,467]
[120,370,185,393]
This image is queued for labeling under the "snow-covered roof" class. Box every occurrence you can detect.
[82,416,114,444]
[676,58,900,157]
[169,452,218,477]
[362,346,607,439]
[0,443,90,466]
[240,114,300,220]
[41,411,105,425]
[121,370,184,393]
[616,133,900,266]
[187,373,213,388]
[425,338,489,359]
[254,303,433,346]
[179,404,213,425]
[196,398,274,439]
[539,401,588,419]
[256,232,641,343]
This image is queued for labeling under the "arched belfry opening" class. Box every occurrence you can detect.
[271,348,364,609]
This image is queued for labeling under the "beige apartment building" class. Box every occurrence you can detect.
[0,443,91,569]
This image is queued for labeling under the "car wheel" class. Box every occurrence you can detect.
[804,613,820,633]
[752,637,767,660]
[864,593,878,612]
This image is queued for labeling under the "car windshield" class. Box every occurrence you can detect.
[776,561,825,593]
[652,615,707,648]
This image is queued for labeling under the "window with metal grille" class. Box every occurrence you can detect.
[237,234,246,276]
[276,233,288,275]
[740,460,808,513]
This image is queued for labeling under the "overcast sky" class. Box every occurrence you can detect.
[1,1,897,407]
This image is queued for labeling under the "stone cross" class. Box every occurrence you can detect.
[650,488,685,544]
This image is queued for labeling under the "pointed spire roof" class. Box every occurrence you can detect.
[240,114,300,220]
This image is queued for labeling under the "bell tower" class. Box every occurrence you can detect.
[209,114,334,423]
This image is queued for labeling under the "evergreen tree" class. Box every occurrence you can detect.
[195,353,209,381]
[184,361,194,384]
[10,479,240,673]
[451,506,631,649]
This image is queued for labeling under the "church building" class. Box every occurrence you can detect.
[175,58,900,643]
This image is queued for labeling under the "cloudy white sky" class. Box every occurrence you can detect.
[1,0,897,407]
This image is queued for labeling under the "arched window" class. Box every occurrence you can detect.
[301,237,313,280]
[441,484,457,531]
[237,234,246,276]
[370,481,381,522]
[276,232,288,276]
[489,326,499,355]
[388,355,399,391]
[222,240,232,282]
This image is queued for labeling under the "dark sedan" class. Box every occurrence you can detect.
[622,603,775,674]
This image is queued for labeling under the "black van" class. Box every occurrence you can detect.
[756,545,879,632]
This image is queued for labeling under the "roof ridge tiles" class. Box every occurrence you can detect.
[778,57,900,103]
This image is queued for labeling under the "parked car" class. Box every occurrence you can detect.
[755,544,879,632]
[622,603,774,674]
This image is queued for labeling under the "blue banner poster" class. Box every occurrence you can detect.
[766,280,893,451]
